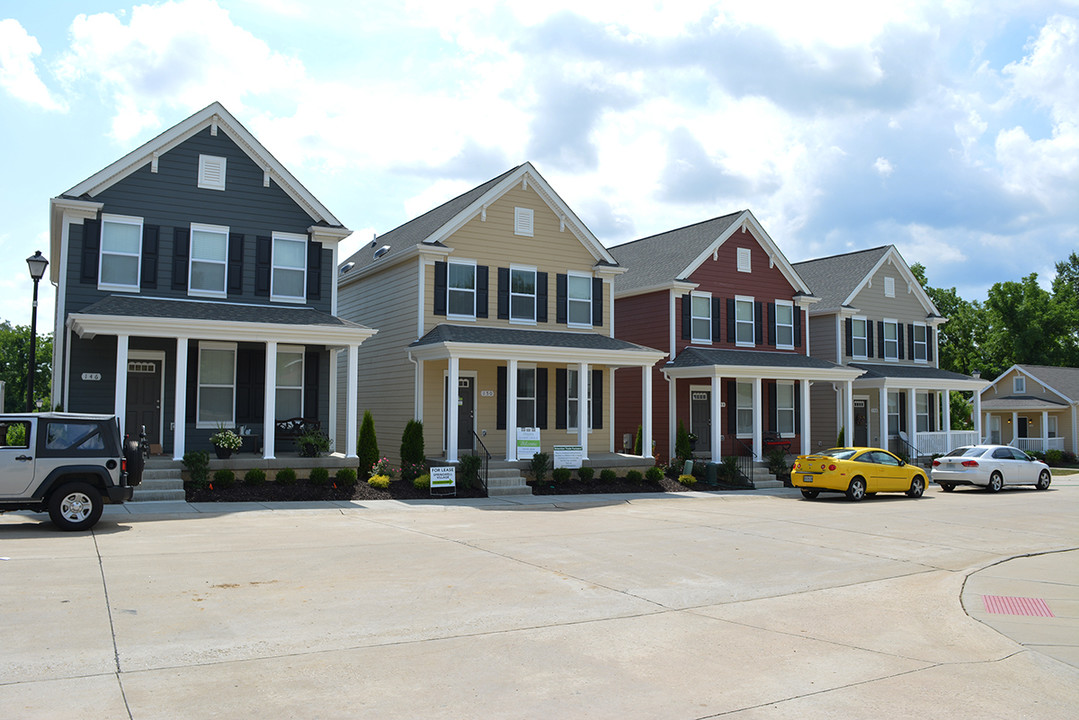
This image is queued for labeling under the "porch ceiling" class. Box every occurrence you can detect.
[850,362,988,391]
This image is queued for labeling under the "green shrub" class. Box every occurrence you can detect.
[577,466,595,482]
[295,427,330,457]
[357,410,379,479]
[400,419,425,465]
[400,462,426,483]
[633,424,643,455]
[1045,449,1064,466]
[626,469,643,483]
[413,473,431,490]
[368,474,390,489]
[836,426,845,446]
[645,466,663,482]
[766,448,789,477]
[552,467,572,482]
[678,474,697,486]
[309,467,330,485]
[600,468,617,483]
[720,456,740,482]
[459,454,482,489]
[182,450,210,488]
[336,467,357,487]
[212,468,235,488]
[529,452,550,483]
[276,467,297,485]
[243,468,266,486]
[675,420,692,462]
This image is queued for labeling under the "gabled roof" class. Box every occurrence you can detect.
[983,364,1079,404]
[340,162,617,278]
[792,245,940,316]
[58,101,343,228]
[609,210,812,297]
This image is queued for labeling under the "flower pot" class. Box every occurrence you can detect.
[214,446,232,460]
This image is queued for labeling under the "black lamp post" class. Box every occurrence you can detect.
[26,251,49,412]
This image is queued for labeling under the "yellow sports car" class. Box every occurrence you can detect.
[790,447,928,501]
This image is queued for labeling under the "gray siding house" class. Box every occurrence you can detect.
[48,102,375,460]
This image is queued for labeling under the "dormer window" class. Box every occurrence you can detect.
[514,207,534,237]
[198,154,227,191]
[1014,375,1026,394]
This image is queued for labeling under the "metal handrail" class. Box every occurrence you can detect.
[472,430,491,496]
[895,431,922,465]
[733,437,755,486]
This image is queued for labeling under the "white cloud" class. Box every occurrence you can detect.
[0,19,65,111]
[873,156,895,177]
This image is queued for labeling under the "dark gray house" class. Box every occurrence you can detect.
[48,102,375,461]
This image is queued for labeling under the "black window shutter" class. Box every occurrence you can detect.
[592,277,603,327]
[898,324,906,359]
[537,272,548,323]
[172,227,190,291]
[556,273,568,324]
[255,235,271,296]
[727,380,736,428]
[592,369,603,429]
[907,324,914,360]
[227,233,243,295]
[794,307,802,347]
[711,298,722,341]
[496,366,507,429]
[794,381,801,433]
[899,391,907,432]
[141,225,159,290]
[727,299,735,343]
[845,318,853,357]
[928,392,936,432]
[867,321,875,358]
[555,368,567,430]
[306,241,321,301]
[681,294,691,339]
[186,343,198,423]
[476,265,488,318]
[304,350,319,419]
[768,382,777,432]
[768,302,776,347]
[754,302,763,345]
[536,368,548,429]
[927,327,934,361]
[81,217,101,284]
[497,268,509,319]
[433,261,447,316]
[877,321,885,358]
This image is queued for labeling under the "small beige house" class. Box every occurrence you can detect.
[336,163,664,465]
[980,365,1079,454]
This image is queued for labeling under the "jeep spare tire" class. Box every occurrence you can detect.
[124,438,145,486]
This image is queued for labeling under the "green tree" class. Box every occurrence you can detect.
[1051,253,1079,365]
[400,419,425,465]
[984,273,1073,369]
[357,410,379,478]
[675,419,692,462]
[0,320,52,411]
[909,264,991,377]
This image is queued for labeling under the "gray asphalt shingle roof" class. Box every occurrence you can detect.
[410,324,659,353]
[608,212,744,294]
[73,295,370,329]
[1016,365,1079,402]
[979,395,1068,410]
[792,246,891,312]
[668,346,847,371]
[851,363,979,383]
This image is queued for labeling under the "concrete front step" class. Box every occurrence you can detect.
[132,468,186,502]
[484,470,531,496]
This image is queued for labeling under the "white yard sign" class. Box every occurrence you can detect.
[553,445,584,469]
[516,427,541,459]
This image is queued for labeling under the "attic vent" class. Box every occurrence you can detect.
[340,262,355,275]
[737,247,751,273]
[514,207,534,237]
[373,245,390,260]
[884,276,895,298]
[198,154,227,191]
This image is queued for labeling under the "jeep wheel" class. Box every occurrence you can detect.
[48,482,103,531]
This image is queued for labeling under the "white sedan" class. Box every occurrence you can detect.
[931,445,1052,492]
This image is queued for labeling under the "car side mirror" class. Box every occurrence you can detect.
[898,460,905,466]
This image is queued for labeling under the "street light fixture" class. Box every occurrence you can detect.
[26,251,49,413]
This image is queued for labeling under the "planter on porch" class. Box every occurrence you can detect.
[214,446,232,460]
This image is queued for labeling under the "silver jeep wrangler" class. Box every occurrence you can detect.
[0,413,144,531]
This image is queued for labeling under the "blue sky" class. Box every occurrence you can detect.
[1,0,1077,328]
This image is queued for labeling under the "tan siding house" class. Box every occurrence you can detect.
[979,365,1079,455]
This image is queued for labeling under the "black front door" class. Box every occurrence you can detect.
[126,359,161,444]
[445,376,475,454]
[853,399,868,446]
[690,391,711,452]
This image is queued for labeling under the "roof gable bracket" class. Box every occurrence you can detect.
[522,176,528,190]
[560,215,565,232]
[481,206,487,222]
[151,153,159,173]
[210,117,218,136]
[769,254,775,269]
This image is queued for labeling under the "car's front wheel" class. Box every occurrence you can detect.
[907,475,926,498]
[846,477,867,502]
[1036,470,1051,491]
[800,489,820,499]
[986,471,1003,493]
[48,482,103,531]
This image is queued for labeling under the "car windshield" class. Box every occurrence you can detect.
[822,449,858,460]
[944,446,986,458]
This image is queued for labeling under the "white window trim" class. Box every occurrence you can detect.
[736,381,753,438]
[98,213,143,292]
[912,322,928,363]
[271,231,308,304]
[883,319,899,361]
[516,365,537,428]
[737,247,751,273]
[446,259,478,321]
[188,222,229,298]
[509,265,537,325]
[566,271,594,329]
[775,300,794,349]
[275,345,305,421]
[735,295,755,348]
[198,154,227,191]
[851,316,869,360]
[690,291,712,344]
[884,276,895,298]
[566,366,593,432]
[514,207,534,237]
[196,341,236,429]
[777,381,795,437]
[1013,375,1026,394]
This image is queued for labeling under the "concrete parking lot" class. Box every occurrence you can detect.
[2,480,1078,719]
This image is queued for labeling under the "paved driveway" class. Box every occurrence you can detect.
[2,481,1078,719]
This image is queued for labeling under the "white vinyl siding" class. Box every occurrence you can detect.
[272,232,307,302]
[189,223,229,297]
[276,346,305,420]
[197,342,236,428]
[99,214,142,290]
[447,261,476,318]
[567,273,593,327]
[691,293,711,343]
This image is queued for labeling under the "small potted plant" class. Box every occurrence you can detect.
[295,426,331,457]
[210,426,242,459]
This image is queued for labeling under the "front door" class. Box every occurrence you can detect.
[445,376,475,454]
[853,399,868,446]
[126,359,161,445]
[690,391,711,452]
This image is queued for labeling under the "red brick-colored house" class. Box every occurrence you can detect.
[611,211,861,462]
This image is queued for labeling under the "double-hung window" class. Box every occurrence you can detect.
[447,262,476,318]
[271,232,307,302]
[883,320,899,360]
[777,382,795,435]
[99,214,142,290]
[736,382,753,436]
[189,223,229,297]
[1048,416,1059,438]
[510,267,537,322]
[916,392,929,432]
[691,293,711,343]
[1013,376,1026,394]
[517,367,536,427]
[775,301,794,348]
[276,346,305,420]
[887,392,901,434]
[197,342,236,428]
[566,368,592,431]
[912,323,927,362]
[735,297,754,346]
[567,273,593,326]
[852,317,868,358]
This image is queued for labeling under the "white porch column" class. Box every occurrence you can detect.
[505,359,518,461]
[844,380,854,447]
[800,379,811,455]
[1042,410,1049,452]
[752,377,763,461]
[973,392,981,441]
[908,388,918,453]
[345,344,359,459]
[172,338,188,461]
[943,390,952,450]
[415,358,424,422]
[263,340,277,459]
[114,335,129,438]
[328,349,338,451]
[1011,411,1018,444]
[879,387,889,450]
[710,372,722,463]
[447,356,460,464]
[641,366,653,459]
[577,361,589,459]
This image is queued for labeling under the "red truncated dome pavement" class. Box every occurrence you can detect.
[982,595,1055,617]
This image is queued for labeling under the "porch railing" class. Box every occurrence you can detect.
[916,430,979,456]
[1015,437,1065,453]
[733,437,754,486]
[895,431,922,464]
[472,430,490,496]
